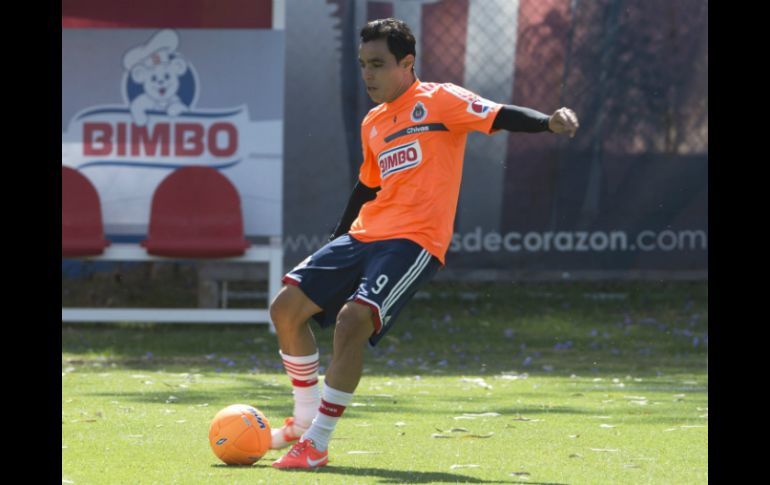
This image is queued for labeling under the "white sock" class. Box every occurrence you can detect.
[279,350,320,428]
[302,384,353,452]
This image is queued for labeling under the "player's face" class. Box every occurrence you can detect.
[359,39,415,104]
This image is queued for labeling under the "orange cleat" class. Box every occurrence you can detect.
[271,438,328,469]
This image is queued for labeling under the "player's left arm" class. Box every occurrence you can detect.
[492,105,579,138]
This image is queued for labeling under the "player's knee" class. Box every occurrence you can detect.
[269,286,310,332]
[335,302,375,345]
[269,290,291,329]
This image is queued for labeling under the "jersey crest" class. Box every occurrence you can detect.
[410,101,427,122]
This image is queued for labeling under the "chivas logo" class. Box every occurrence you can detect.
[410,101,427,122]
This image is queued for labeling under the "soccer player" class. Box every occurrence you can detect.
[270,18,579,469]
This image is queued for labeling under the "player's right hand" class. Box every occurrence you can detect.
[548,107,579,138]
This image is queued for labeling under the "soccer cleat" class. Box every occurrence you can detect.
[270,417,308,450]
[271,438,329,469]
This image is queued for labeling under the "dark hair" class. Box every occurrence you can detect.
[360,18,416,65]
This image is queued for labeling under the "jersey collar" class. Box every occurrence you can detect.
[384,78,421,110]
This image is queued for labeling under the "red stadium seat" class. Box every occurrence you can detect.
[141,166,250,257]
[62,166,111,257]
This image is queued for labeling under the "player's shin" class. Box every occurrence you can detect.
[279,350,321,427]
[301,385,354,452]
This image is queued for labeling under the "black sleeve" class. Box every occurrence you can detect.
[491,104,552,133]
[329,180,380,240]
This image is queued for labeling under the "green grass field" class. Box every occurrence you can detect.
[62,280,707,484]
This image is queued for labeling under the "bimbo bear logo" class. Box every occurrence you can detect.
[122,29,197,126]
[62,29,258,171]
[61,28,283,238]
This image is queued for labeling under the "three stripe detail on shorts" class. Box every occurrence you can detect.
[381,249,431,316]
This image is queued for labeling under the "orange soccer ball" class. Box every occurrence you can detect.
[208,404,272,465]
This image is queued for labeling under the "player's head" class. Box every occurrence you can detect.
[359,18,416,104]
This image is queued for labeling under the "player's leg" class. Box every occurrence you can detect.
[296,301,371,452]
[273,239,439,468]
[306,240,440,452]
[272,300,372,469]
[270,284,322,357]
[269,235,365,451]
[324,301,375,393]
[268,284,323,449]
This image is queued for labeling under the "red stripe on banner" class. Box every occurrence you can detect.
[421,0,469,84]
[62,0,272,29]
[291,378,319,388]
[501,0,571,230]
[318,399,346,418]
[366,2,394,21]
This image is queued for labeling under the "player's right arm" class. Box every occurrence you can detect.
[491,105,551,132]
[329,120,382,241]
[329,180,380,240]
[492,105,579,137]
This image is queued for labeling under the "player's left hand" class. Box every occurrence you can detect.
[549,107,579,138]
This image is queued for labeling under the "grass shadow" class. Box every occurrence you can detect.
[63,280,708,378]
[244,463,570,484]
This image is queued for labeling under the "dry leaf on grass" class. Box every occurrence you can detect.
[462,433,494,439]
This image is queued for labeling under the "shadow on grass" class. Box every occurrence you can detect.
[215,463,570,484]
[62,278,707,379]
[82,388,601,421]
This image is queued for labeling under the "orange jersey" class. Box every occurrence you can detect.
[349,79,503,264]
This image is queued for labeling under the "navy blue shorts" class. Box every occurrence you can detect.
[283,234,441,346]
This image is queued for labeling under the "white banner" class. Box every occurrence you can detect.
[62,28,283,237]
